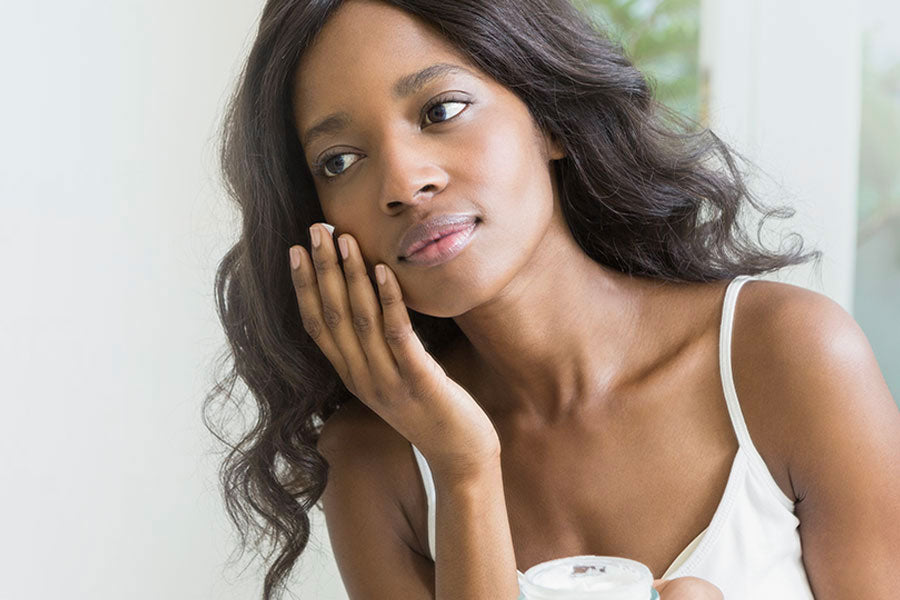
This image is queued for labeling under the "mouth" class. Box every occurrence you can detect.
[400,218,480,268]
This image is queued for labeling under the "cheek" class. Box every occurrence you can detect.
[459,122,535,188]
[456,103,550,203]
[458,112,555,230]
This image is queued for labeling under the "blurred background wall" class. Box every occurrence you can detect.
[0,1,344,599]
[0,1,895,599]
[581,0,898,397]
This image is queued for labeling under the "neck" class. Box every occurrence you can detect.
[449,218,671,427]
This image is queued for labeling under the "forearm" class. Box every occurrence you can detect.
[432,457,519,600]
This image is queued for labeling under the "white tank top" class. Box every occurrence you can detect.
[411,275,816,599]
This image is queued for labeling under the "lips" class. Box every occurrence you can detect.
[398,214,478,259]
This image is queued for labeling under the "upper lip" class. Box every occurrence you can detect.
[398,213,478,258]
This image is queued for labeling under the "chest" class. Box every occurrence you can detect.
[497,416,738,577]
[401,307,794,577]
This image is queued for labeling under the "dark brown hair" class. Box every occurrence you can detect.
[203,1,818,598]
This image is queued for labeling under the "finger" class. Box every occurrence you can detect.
[375,263,441,392]
[338,234,403,388]
[308,223,373,395]
[289,243,352,386]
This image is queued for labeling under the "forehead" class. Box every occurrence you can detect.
[292,0,480,124]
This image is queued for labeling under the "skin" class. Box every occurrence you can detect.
[289,0,900,597]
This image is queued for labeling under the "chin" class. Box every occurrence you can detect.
[402,284,479,319]
[400,260,512,320]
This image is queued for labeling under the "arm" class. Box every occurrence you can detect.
[432,455,519,599]
[318,411,434,599]
[317,405,519,600]
[319,412,716,600]
[745,283,900,597]
[293,227,518,598]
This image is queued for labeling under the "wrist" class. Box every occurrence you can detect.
[430,446,503,489]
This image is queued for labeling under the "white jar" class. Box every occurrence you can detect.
[518,555,659,600]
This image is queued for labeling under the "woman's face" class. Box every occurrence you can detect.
[292,0,565,316]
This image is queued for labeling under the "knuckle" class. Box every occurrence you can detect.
[344,266,368,284]
[301,315,324,340]
[312,252,332,272]
[374,380,411,409]
[378,287,401,307]
[351,312,375,336]
[382,322,409,346]
[321,303,343,329]
[371,386,390,407]
[407,371,437,401]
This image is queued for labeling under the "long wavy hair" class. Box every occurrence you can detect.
[203,0,819,597]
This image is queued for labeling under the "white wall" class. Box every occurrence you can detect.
[699,0,862,309]
[0,2,346,599]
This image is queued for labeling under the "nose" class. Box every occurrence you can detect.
[376,135,449,213]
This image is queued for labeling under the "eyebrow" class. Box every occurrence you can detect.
[300,62,478,149]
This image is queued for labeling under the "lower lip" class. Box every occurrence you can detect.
[403,221,478,267]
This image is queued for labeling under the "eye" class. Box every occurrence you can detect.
[422,98,469,126]
[315,152,362,179]
[312,96,471,182]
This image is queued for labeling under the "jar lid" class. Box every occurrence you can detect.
[519,555,654,600]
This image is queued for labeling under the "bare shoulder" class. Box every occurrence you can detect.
[731,281,900,595]
[731,277,861,354]
[316,399,437,597]
[318,398,394,461]
[318,398,430,556]
[731,277,886,400]
[730,277,897,499]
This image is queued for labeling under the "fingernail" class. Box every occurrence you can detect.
[322,223,335,236]
[338,236,349,260]
[375,264,386,285]
[289,247,300,270]
[310,225,320,248]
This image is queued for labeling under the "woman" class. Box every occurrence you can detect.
[206,0,900,598]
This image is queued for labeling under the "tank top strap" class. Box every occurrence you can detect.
[718,275,795,509]
[411,444,438,561]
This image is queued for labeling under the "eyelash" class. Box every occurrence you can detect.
[312,94,471,182]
